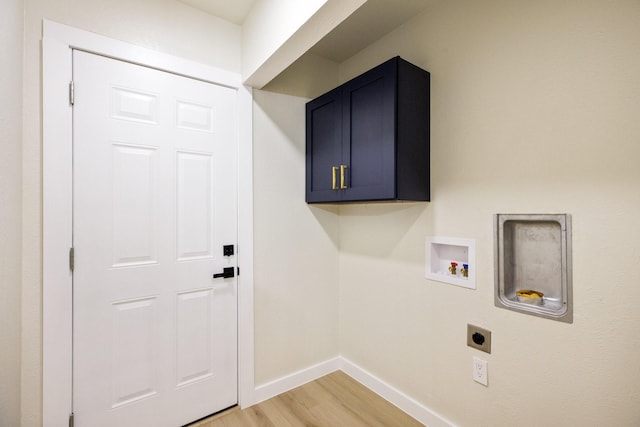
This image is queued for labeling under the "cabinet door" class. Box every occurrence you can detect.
[306,88,343,202]
[342,59,396,201]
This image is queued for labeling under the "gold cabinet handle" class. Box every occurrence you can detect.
[340,165,348,189]
[332,166,339,190]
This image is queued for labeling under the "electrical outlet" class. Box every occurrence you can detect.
[467,324,491,353]
[473,357,488,386]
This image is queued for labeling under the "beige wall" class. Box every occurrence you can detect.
[21,1,241,424]
[0,0,24,425]
[337,0,640,425]
[17,0,640,425]
[252,90,340,385]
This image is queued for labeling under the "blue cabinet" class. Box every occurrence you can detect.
[306,56,430,203]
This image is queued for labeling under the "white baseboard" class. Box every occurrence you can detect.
[250,356,455,427]
[252,356,342,405]
[339,357,455,427]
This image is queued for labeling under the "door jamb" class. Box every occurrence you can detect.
[42,20,255,426]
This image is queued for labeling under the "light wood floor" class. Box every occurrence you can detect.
[191,371,424,427]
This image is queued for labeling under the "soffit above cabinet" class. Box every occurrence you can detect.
[308,0,440,63]
[177,0,439,62]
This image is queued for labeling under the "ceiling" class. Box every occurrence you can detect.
[179,0,438,63]
[177,0,257,25]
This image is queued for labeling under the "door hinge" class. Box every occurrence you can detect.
[69,412,74,427]
[69,247,75,272]
[69,81,75,106]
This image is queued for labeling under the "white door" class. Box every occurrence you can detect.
[72,50,238,427]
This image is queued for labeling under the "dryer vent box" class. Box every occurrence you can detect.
[494,214,573,323]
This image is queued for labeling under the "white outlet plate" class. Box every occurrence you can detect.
[473,357,488,386]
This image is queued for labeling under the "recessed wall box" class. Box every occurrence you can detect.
[494,214,573,323]
[425,237,476,289]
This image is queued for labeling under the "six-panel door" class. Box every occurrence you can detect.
[72,50,238,427]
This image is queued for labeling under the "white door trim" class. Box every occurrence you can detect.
[42,20,255,426]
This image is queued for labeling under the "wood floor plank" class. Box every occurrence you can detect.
[197,372,424,427]
[308,394,372,426]
[322,372,424,427]
[242,405,278,427]
[275,391,323,425]
[252,399,297,427]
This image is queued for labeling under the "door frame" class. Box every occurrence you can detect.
[42,20,255,426]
